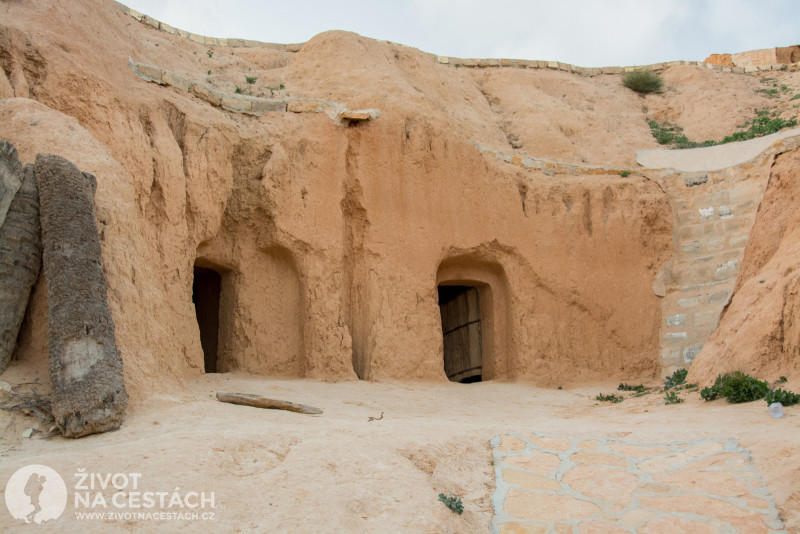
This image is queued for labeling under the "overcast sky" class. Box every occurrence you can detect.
[123,0,799,67]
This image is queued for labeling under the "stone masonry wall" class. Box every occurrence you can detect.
[649,135,800,372]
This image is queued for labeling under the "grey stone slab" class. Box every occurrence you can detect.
[36,154,127,437]
[0,143,41,373]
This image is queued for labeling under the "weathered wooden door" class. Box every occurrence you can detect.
[439,286,482,382]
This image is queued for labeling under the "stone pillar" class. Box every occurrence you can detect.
[35,154,127,437]
[0,141,42,373]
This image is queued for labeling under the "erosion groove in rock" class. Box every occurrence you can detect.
[0,142,41,373]
[35,154,127,438]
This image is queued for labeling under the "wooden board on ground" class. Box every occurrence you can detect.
[216,391,323,415]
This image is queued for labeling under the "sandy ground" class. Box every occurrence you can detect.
[1,375,798,533]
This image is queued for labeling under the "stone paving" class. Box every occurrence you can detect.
[490,432,786,533]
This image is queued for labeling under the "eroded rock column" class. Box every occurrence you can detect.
[0,141,41,373]
[35,154,127,437]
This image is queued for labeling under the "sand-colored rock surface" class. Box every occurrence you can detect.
[1,0,800,531]
[689,147,800,382]
[0,377,798,532]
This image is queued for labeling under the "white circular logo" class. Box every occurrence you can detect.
[5,464,67,524]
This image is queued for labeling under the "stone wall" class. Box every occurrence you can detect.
[730,46,800,68]
[643,133,800,373]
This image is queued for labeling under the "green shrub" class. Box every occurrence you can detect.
[664,368,688,389]
[245,76,257,84]
[648,121,715,149]
[700,386,718,401]
[206,50,213,58]
[649,111,797,150]
[664,390,684,404]
[720,113,797,144]
[765,388,800,406]
[596,393,624,403]
[756,88,779,97]
[702,372,769,403]
[623,70,663,94]
[438,494,463,515]
[618,383,646,393]
[234,86,243,94]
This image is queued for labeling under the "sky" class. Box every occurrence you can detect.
[123,0,799,68]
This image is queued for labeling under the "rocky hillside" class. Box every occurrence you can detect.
[1,0,799,397]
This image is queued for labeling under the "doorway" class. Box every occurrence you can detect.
[438,285,483,383]
[193,266,222,373]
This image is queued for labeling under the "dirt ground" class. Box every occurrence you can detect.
[1,374,798,533]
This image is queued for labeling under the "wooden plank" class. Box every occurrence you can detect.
[216,392,323,415]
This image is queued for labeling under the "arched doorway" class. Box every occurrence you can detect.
[436,256,510,382]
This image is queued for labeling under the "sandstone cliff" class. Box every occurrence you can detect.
[0,0,798,400]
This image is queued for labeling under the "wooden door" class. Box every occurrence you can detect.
[439,286,482,382]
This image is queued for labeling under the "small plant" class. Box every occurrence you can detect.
[765,388,800,406]
[619,170,631,177]
[207,49,213,58]
[756,88,779,97]
[618,383,646,393]
[700,386,719,401]
[648,121,715,149]
[779,376,788,383]
[246,76,257,84]
[234,86,243,94]
[791,94,800,101]
[622,70,663,95]
[664,390,684,404]
[596,393,624,403]
[701,372,769,404]
[719,112,797,144]
[279,83,285,90]
[664,368,688,389]
[207,70,211,75]
[438,493,463,515]
[648,110,797,150]
[780,65,788,71]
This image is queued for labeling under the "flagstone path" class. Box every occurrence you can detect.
[490,432,786,533]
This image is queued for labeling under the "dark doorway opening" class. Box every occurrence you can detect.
[193,266,222,373]
[438,285,483,383]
